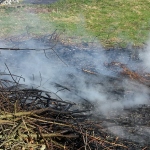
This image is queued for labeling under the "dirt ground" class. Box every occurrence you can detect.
[23,0,64,5]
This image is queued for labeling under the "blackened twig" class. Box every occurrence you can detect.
[5,63,19,85]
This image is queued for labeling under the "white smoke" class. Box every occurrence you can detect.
[0,35,150,114]
[140,37,150,72]
[0,9,149,116]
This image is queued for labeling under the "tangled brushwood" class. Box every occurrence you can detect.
[1,62,150,149]
[0,71,132,150]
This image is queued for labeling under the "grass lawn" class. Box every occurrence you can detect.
[0,0,150,48]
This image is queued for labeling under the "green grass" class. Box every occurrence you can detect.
[0,0,150,48]
[0,6,53,37]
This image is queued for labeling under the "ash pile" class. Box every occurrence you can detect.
[0,32,150,150]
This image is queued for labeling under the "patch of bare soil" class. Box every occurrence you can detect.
[24,7,53,14]
[22,0,64,5]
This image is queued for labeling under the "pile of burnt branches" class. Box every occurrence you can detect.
[0,72,132,150]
